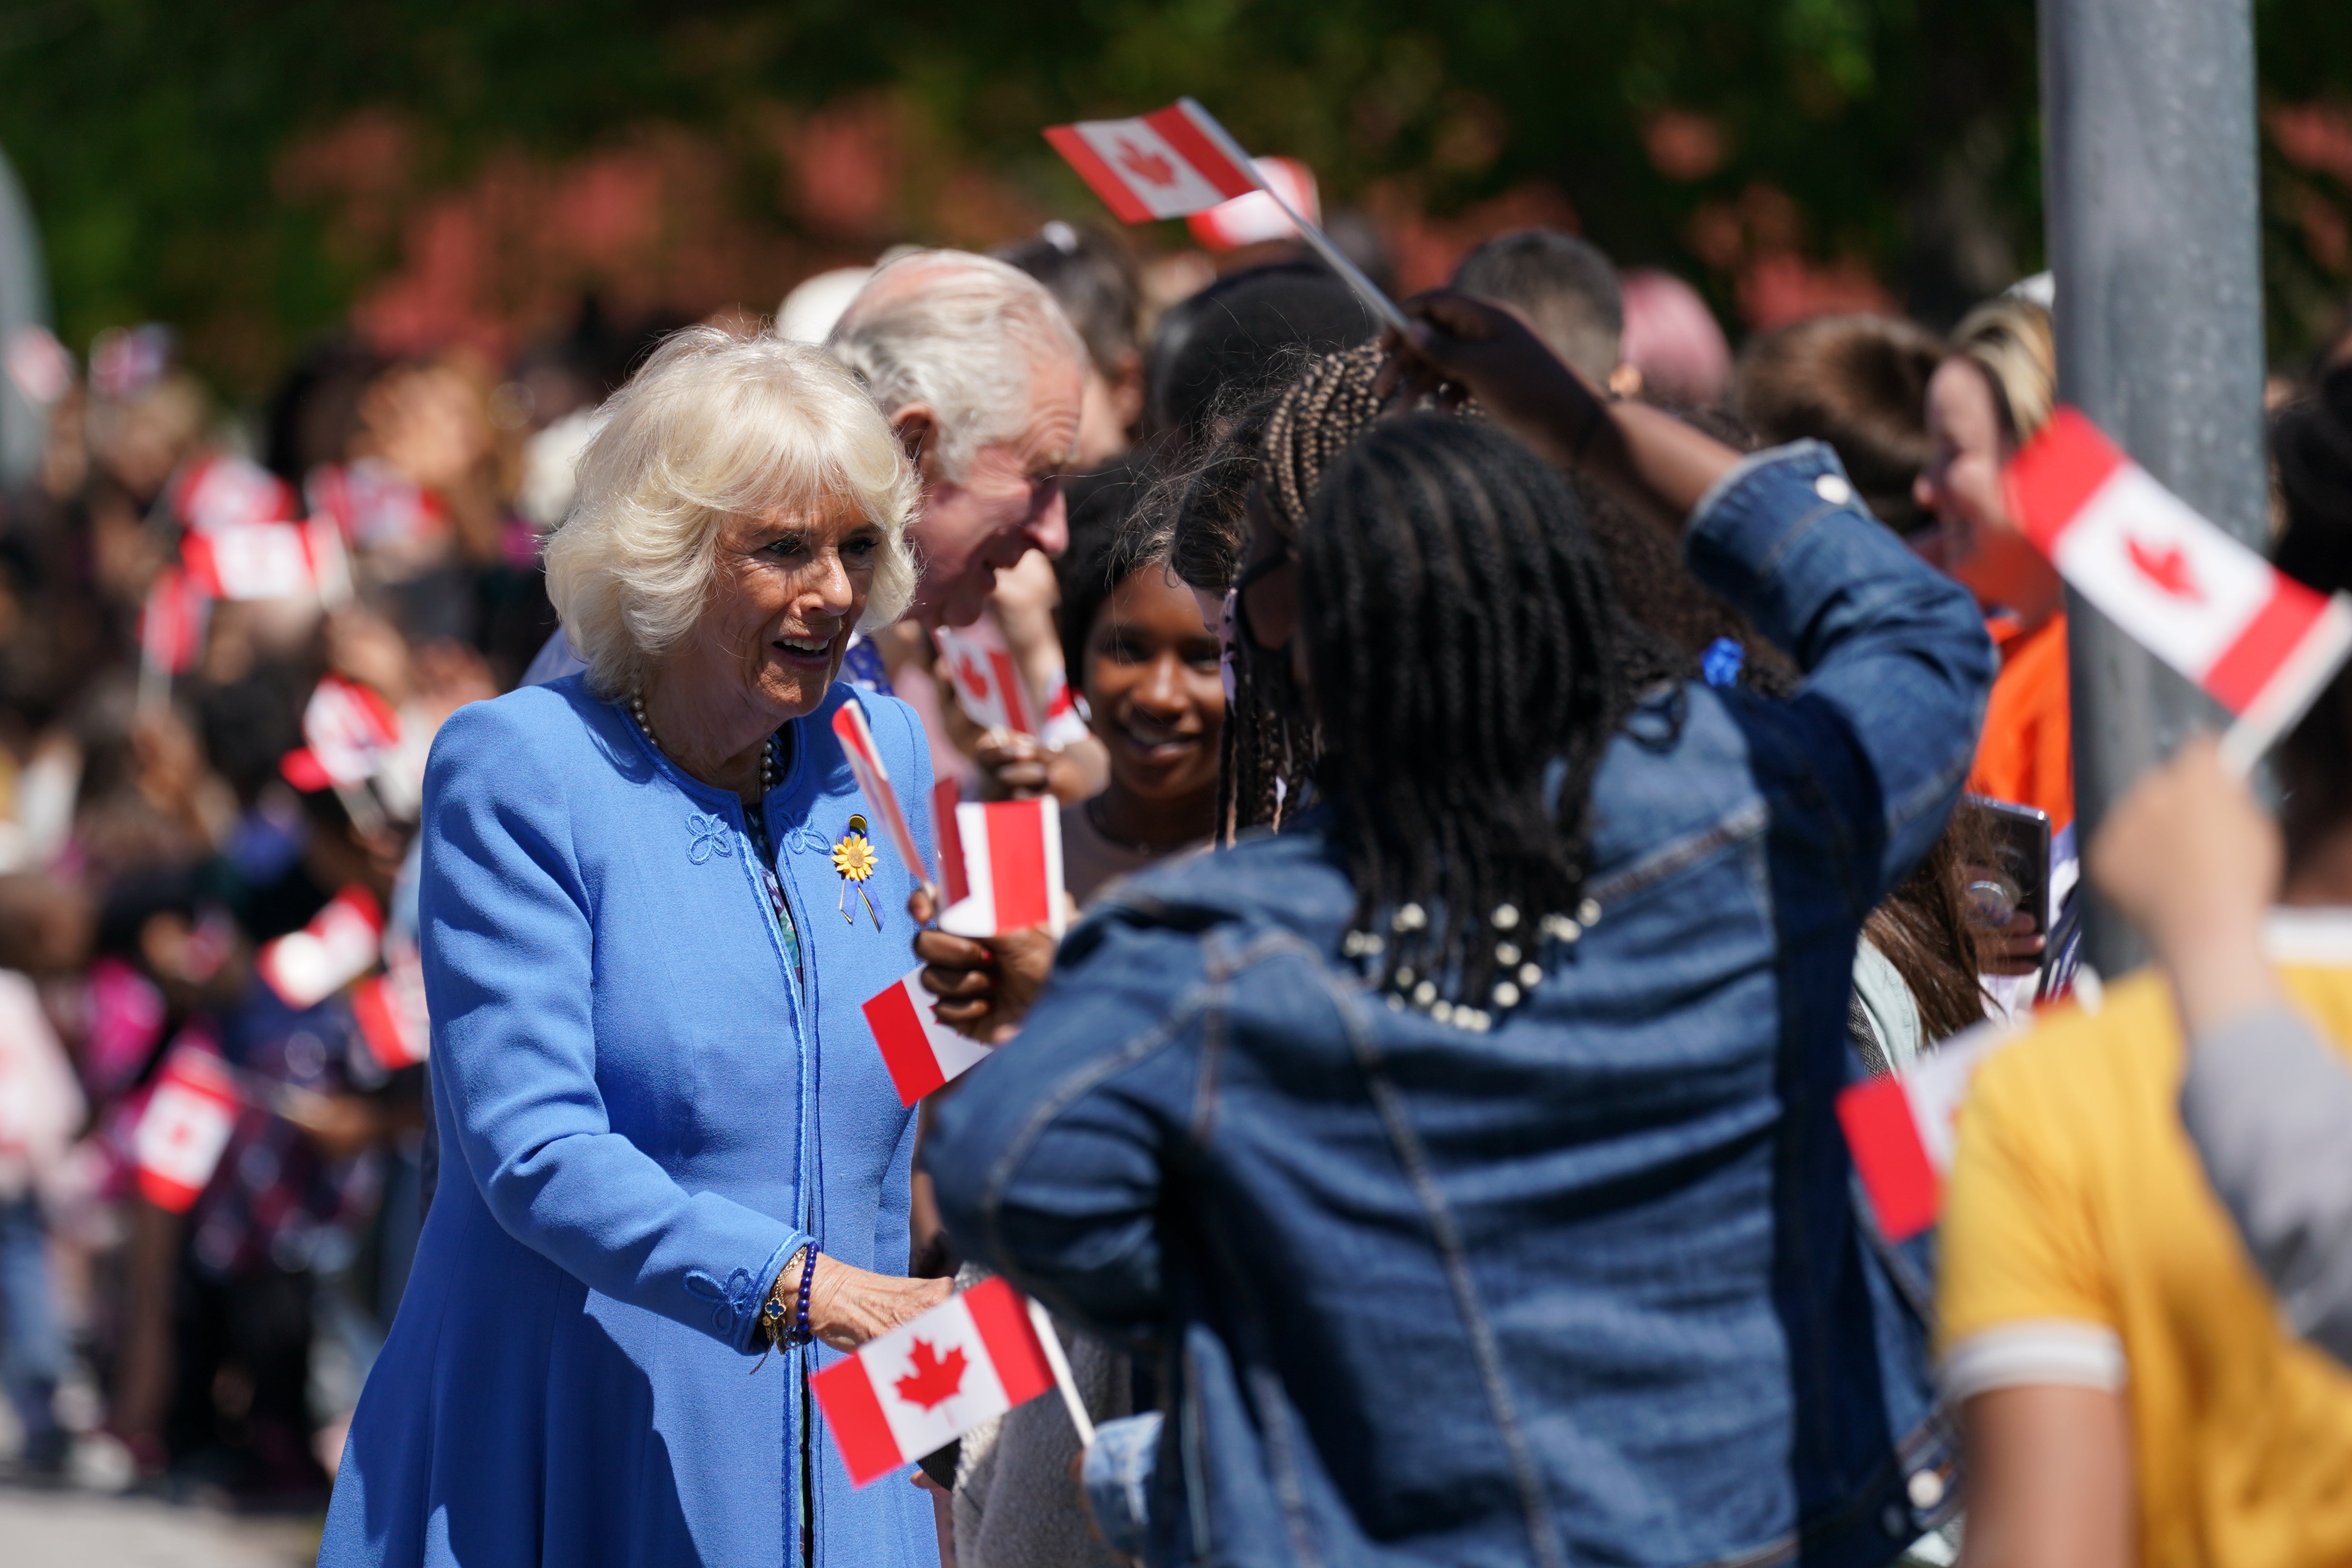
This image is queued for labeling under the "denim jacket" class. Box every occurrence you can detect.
[926,444,1993,1568]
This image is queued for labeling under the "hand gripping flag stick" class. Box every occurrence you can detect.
[1045,98,1408,336]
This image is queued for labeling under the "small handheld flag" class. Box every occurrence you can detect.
[257,886,385,1010]
[351,947,430,1071]
[1045,98,1406,333]
[830,701,933,896]
[934,622,1038,736]
[862,965,996,1105]
[1835,1024,2013,1241]
[134,1047,242,1212]
[932,780,970,906]
[939,798,1067,939]
[812,1275,1058,1488]
[2004,408,2352,770]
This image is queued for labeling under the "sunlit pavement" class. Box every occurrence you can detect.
[0,1483,319,1568]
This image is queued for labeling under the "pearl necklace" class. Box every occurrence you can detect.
[630,692,778,795]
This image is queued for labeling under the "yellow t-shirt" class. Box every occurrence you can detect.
[1939,963,2352,1568]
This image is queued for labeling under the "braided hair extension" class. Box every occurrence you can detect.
[1300,415,1681,1016]
[1216,343,1460,840]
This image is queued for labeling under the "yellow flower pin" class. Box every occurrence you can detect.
[832,836,877,882]
[834,815,881,929]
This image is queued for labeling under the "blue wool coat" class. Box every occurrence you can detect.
[320,675,941,1568]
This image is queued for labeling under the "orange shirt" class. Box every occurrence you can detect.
[1966,613,2072,831]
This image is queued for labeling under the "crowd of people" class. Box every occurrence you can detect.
[0,206,2345,1568]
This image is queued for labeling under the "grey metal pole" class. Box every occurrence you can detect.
[0,143,50,487]
[2039,0,2270,977]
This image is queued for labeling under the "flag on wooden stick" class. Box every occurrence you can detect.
[812,1275,1058,1488]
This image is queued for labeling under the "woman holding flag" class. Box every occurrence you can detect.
[319,327,950,1568]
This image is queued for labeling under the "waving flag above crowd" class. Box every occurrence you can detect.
[2004,408,2352,764]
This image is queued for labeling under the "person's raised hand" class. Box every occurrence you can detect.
[2088,735,2283,1034]
[1375,290,1605,470]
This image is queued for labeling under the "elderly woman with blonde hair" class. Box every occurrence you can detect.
[320,328,952,1568]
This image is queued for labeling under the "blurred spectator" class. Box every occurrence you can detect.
[1451,228,1631,390]
[996,222,1145,469]
[1735,312,1945,535]
[1617,268,1732,406]
[0,873,91,1475]
[1143,260,1380,454]
[1915,297,2068,832]
[1938,364,2352,1568]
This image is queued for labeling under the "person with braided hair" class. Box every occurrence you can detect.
[923,292,1991,1566]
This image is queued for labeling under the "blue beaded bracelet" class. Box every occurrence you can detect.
[790,1242,819,1347]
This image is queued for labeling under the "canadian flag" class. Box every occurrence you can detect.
[939,798,1067,940]
[1044,99,1260,223]
[134,1047,242,1212]
[351,944,430,1070]
[306,460,448,550]
[831,701,932,892]
[172,453,299,535]
[257,886,385,1010]
[181,516,350,603]
[138,566,211,677]
[934,622,1038,736]
[813,1275,1057,1488]
[1038,667,1091,750]
[1188,156,1320,252]
[933,779,970,905]
[1835,1024,2014,1241]
[862,965,996,1105]
[281,676,401,794]
[2005,408,2352,738]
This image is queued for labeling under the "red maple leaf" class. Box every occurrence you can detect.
[892,1337,969,1411]
[954,654,990,701]
[2126,535,2203,601]
[1116,138,1176,187]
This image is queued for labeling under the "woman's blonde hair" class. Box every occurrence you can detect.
[544,327,919,696]
[1950,297,2057,447]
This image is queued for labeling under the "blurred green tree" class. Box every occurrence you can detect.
[0,0,2344,396]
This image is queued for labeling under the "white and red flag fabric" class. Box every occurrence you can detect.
[306,460,448,552]
[351,944,430,1071]
[1037,667,1091,750]
[1835,1024,2013,1241]
[933,622,1039,736]
[831,700,933,894]
[862,965,995,1106]
[133,1046,242,1212]
[1044,101,1259,224]
[180,516,349,603]
[1188,156,1319,251]
[813,1274,1058,1488]
[2005,408,2352,746]
[171,453,300,536]
[257,886,385,1010]
[932,779,970,906]
[281,676,402,795]
[939,798,1067,940]
[138,566,210,677]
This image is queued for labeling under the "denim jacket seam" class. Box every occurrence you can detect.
[1300,939,1569,1568]
[1687,440,1836,534]
[1586,798,1769,907]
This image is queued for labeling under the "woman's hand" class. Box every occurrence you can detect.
[906,887,1058,1043]
[783,1251,953,1352]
